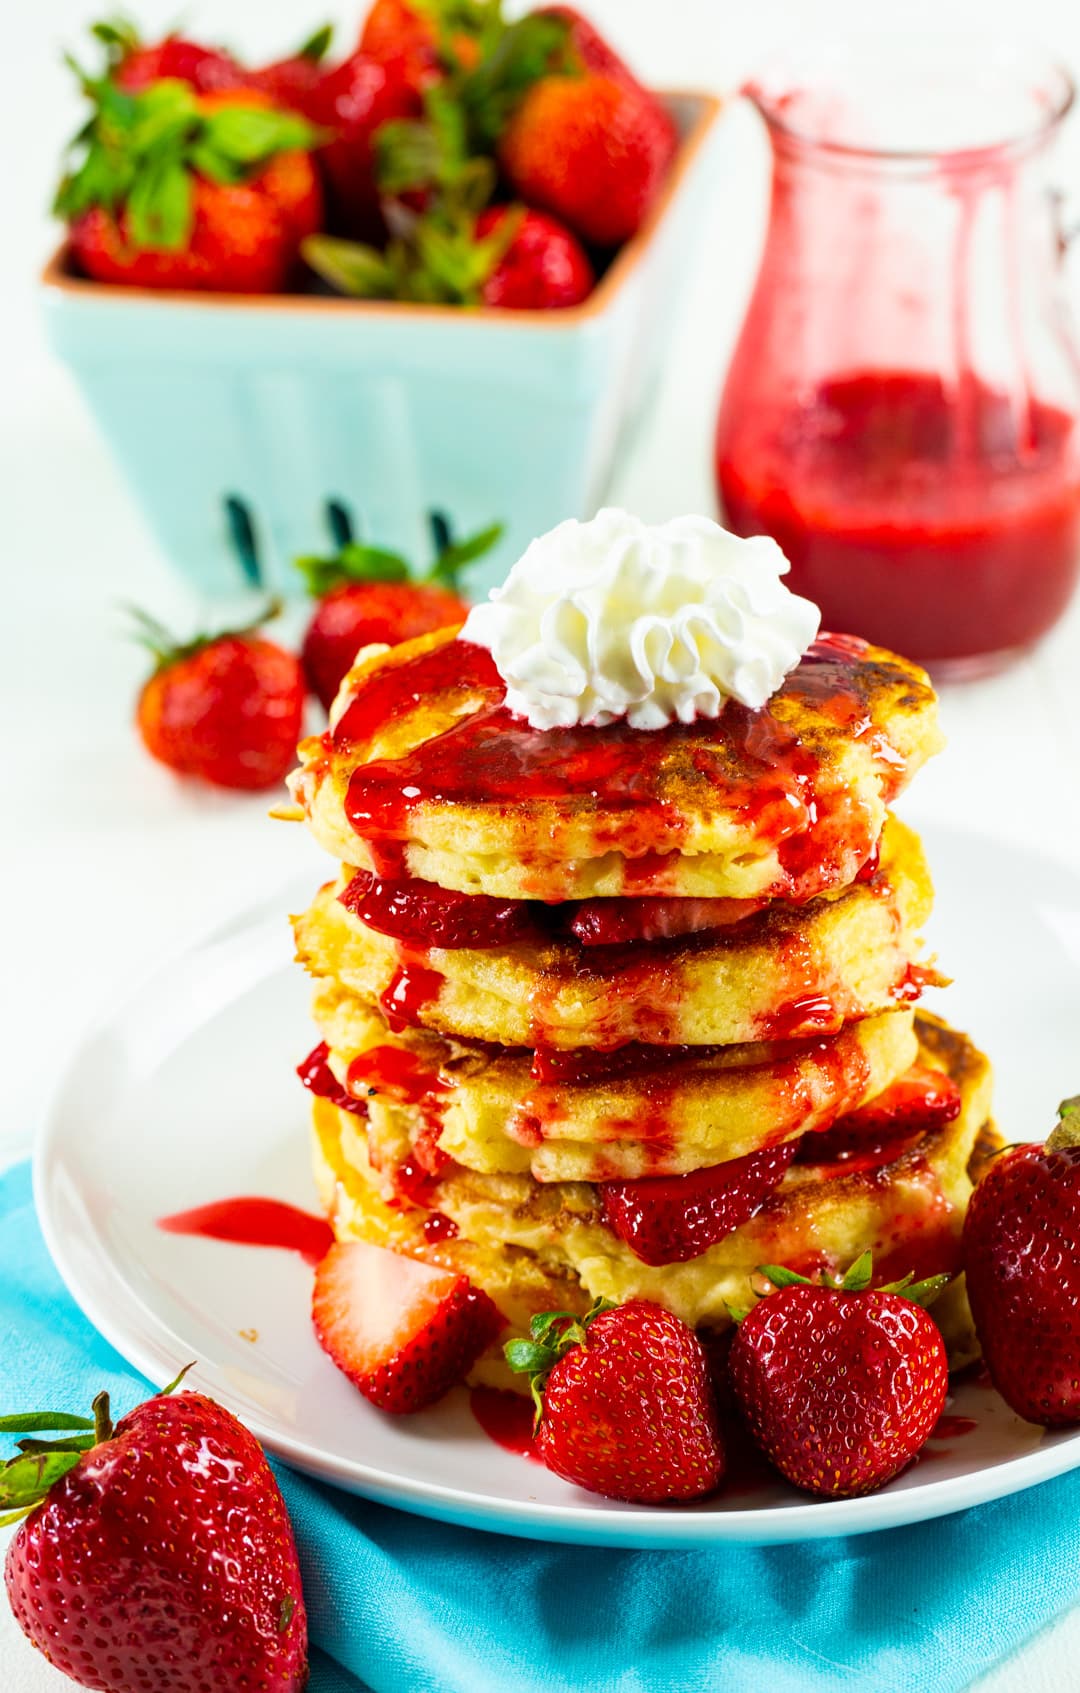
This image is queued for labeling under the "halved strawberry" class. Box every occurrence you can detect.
[601,1143,798,1266]
[312,1240,503,1412]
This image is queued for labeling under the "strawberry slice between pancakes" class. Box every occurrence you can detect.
[600,1142,798,1266]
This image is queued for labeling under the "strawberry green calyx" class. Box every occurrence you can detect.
[0,1365,194,1527]
[1047,1096,1080,1152]
[505,1297,616,1423]
[127,598,283,674]
[742,1250,951,1313]
[296,543,412,597]
[55,58,323,250]
[296,522,502,599]
[304,202,519,306]
[292,23,335,63]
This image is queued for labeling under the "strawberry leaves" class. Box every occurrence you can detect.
[127,598,283,674]
[304,205,520,305]
[295,521,501,598]
[745,1250,950,1313]
[456,13,573,149]
[505,1297,616,1422]
[56,49,322,251]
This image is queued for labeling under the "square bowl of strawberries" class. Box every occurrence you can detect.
[41,4,722,601]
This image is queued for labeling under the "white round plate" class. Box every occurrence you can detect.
[35,823,1080,1548]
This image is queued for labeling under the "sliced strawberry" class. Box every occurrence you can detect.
[796,1064,962,1173]
[828,1065,962,1134]
[339,868,543,947]
[601,1142,798,1266]
[312,1240,503,1412]
[568,893,766,947]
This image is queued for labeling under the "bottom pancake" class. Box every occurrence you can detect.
[311,1013,995,1390]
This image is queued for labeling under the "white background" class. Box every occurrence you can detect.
[3,1,1080,1688]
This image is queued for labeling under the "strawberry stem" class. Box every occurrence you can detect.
[92,1392,114,1444]
[1048,1096,1080,1153]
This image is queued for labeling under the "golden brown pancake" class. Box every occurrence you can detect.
[294,816,936,1050]
[311,1014,994,1387]
[310,984,918,1182]
[290,626,942,903]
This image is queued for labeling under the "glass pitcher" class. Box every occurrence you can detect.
[714,38,1080,679]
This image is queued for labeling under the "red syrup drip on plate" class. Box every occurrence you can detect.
[158,1198,334,1268]
[469,1387,541,1462]
[297,1042,369,1116]
[337,637,897,891]
[931,1415,978,1440]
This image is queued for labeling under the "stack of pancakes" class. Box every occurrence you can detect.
[291,626,995,1384]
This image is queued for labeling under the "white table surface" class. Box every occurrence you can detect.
[4,0,1080,1687]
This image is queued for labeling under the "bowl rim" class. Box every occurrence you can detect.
[40,88,721,328]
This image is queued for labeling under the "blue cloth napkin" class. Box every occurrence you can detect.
[2,1158,1077,1693]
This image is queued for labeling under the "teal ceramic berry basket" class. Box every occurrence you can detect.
[41,91,721,602]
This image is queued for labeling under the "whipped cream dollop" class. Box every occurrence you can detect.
[460,509,821,731]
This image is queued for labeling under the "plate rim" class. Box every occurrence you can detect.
[32,853,1080,1549]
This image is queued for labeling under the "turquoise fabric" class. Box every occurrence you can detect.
[2,1159,1076,1693]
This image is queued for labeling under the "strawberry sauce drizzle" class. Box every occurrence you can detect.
[380,961,444,1032]
[335,636,901,894]
[297,1042,368,1116]
[346,1046,447,1105]
[158,1198,334,1267]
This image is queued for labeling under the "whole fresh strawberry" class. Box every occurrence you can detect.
[298,521,499,709]
[601,1142,798,1266]
[506,1298,724,1502]
[57,55,323,293]
[498,55,677,246]
[728,1253,950,1497]
[92,16,245,94]
[133,600,305,790]
[2,1375,307,1691]
[313,1239,504,1411]
[306,47,420,239]
[963,1096,1080,1426]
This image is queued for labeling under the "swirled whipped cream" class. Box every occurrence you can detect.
[460,509,821,731]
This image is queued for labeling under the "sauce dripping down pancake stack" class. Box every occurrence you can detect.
[288,624,995,1386]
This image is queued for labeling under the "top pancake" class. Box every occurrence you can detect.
[291,626,942,903]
